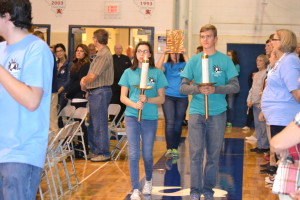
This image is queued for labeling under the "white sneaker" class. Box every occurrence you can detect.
[130,189,141,200]
[245,135,257,141]
[142,179,152,194]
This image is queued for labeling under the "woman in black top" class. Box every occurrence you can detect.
[65,44,90,157]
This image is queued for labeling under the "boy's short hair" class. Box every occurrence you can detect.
[200,24,217,37]
[0,0,32,30]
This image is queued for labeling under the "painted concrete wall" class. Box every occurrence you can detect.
[30,0,300,56]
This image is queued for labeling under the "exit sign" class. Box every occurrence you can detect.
[104,1,121,18]
[107,5,119,14]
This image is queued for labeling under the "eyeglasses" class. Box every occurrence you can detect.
[136,50,149,54]
[56,50,64,53]
[271,38,281,41]
[76,50,85,53]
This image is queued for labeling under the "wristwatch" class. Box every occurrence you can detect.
[293,112,300,127]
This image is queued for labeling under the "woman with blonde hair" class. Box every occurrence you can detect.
[260,29,300,199]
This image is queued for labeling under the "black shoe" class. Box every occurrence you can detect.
[260,162,270,168]
[260,169,269,174]
[260,166,277,175]
[182,120,188,126]
[250,147,259,152]
[257,148,270,154]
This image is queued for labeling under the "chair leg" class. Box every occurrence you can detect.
[47,158,59,199]
[80,134,88,160]
[115,138,128,160]
[69,153,79,186]
[111,135,125,158]
[54,162,64,195]
[62,159,72,190]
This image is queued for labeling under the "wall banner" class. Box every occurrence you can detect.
[133,0,155,18]
[45,0,66,16]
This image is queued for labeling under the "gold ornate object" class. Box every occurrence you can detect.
[166,30,184,53]
[133,85,153,122]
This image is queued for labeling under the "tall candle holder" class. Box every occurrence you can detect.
[197,83,216,119]
[198,54,215,119]
[133,85,153,121]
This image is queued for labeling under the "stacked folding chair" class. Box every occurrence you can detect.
[39,121,79,199]
[70,107,89,160]
[109,108,128,160]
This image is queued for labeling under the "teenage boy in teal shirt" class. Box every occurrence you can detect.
[180,24,239,200]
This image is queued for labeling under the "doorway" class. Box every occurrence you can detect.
[31,24,51,45]
[68,25,154,59]
[227,43,266,127]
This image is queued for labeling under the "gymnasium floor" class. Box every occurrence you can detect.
[38,125,280,200]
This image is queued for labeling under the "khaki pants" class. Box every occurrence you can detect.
[49,93,59,132]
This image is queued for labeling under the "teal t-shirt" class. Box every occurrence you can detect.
[181,51,238,116]
[118,67,168,120]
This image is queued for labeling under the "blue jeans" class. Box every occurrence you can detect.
[253,103,269,149]
[162,96,188,149]
[88,86,112,157]
[226,93,235,123]
[0,162,42,200]
[188,112,226,196]
[125,116,157,190]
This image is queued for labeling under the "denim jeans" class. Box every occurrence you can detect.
[88,86,112,157]
[0,162,42,200]
[162,95,188,149]
[226,93,235,123]
[188,112,226,196]
[252,103,269,149]
[125,116,157,190]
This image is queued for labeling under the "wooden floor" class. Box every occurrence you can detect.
[38,121,279,200]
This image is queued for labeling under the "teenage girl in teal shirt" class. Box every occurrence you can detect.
[119,41,168,200]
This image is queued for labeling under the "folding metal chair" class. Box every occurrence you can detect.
[57,105,76,126]
[69,107,89,160]
[38,131,57,200]
[108,104,121,129]
[110,113,128,160]
[45,122,79,197]
[39,161,54,200]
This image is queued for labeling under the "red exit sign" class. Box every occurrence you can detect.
[107,5,119,14]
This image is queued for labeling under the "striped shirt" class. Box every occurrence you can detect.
[86,45,114,89]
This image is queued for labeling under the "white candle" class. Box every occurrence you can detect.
[202,54,209,83]
[140,55,149,88]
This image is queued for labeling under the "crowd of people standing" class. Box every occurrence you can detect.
[1,1,300,199]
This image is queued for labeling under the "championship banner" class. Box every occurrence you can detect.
[45,0,66,16]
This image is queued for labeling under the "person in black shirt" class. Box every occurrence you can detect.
[111,44,132,123]
[65,44,90,157]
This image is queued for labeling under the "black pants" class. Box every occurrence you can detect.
[270,125,286,162]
